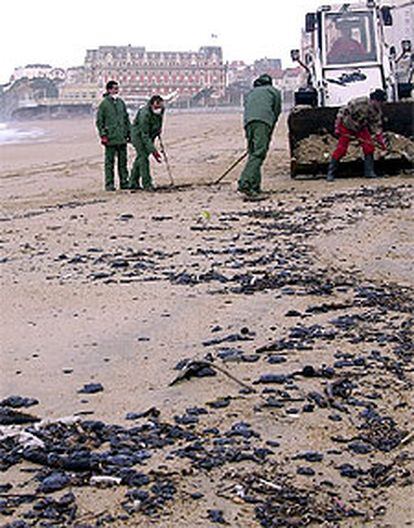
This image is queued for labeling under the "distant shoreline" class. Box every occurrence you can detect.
[0,122,46,146]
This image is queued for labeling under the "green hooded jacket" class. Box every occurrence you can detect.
[243,82,281,130]
[131,104,164,154]
[96,94,131,146]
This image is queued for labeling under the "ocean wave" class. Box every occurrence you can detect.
[0,123,45,145]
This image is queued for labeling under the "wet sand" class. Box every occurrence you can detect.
[0,113,413,527]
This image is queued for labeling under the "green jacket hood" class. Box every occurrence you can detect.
[253,74,273,87]
[243,84,281,129]
[131,104,163,154]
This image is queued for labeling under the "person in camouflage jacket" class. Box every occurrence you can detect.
[327,89,388,181]
[96,80,131,191]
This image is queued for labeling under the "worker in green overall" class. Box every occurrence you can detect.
[96,80,131,191]
[130,95,164,191]
[238,74,281,198]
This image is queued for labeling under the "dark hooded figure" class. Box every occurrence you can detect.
[238,74,281,198]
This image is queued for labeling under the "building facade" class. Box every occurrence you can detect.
[253,58,282,78]
[57,83,99,106]
[11,64,66,83]
[83,45,226,107]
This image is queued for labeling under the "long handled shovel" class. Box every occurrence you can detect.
[159,136,174,186]
[345,134,413,164]
[213,151,248,185]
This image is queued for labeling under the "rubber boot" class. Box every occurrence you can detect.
[327,158,339,182]
[364,154,378,178]
[120,179,130,190]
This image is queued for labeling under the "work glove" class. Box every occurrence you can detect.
[152,150,162,163]
[100,135,109,146]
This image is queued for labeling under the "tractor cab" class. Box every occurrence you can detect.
[300,4,388,106]
[324,9,379,66]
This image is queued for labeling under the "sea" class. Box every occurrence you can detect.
[0,122,45,145]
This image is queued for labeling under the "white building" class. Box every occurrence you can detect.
[10,64,66,83]
[65,66,86,84]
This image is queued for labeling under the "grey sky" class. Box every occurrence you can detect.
[1,0,323,84]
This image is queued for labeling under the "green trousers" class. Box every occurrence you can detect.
[104,144,129,190]
[130,146,152,190]
[238,121,272,193]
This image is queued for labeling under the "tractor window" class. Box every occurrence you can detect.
[325,11,378,65]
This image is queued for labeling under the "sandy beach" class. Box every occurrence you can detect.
[0,112,413,527]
